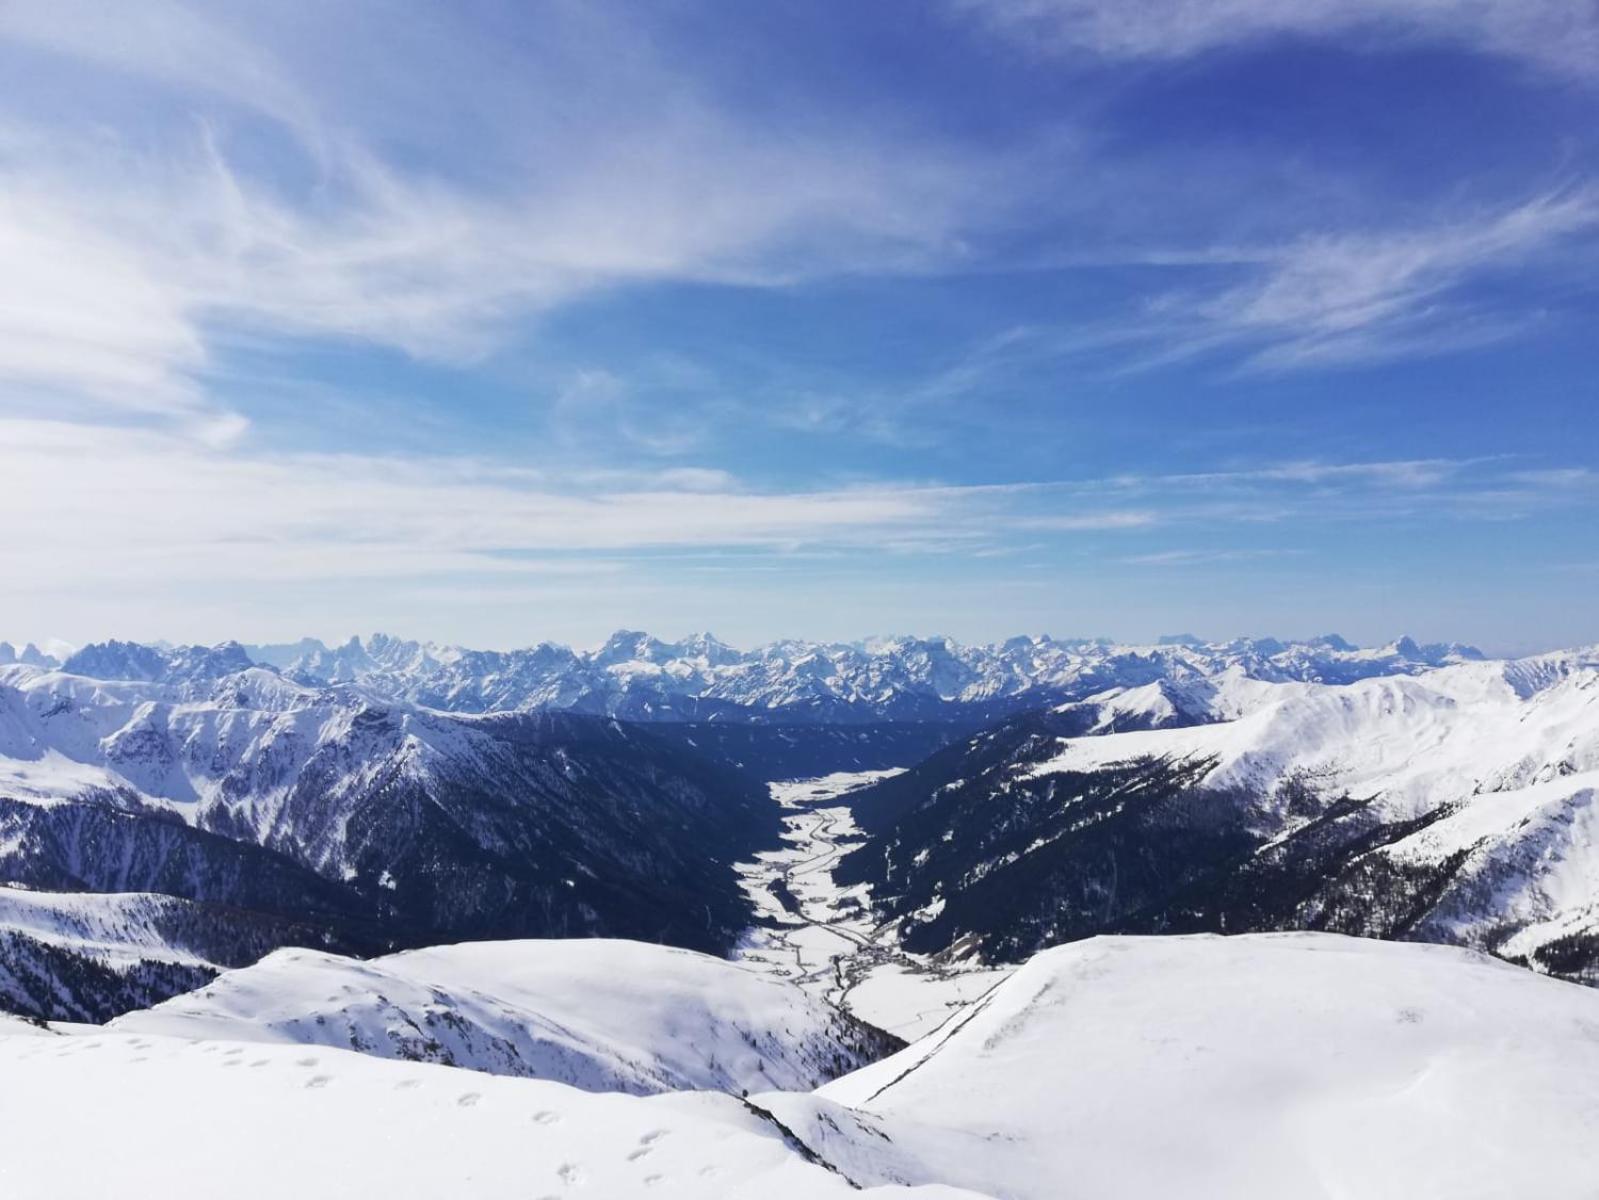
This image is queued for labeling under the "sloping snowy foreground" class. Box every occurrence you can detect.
[0,1030,980,1200]
[4,932,1597,1199]
[109,938,896,1094]
[762,933,1599,1199]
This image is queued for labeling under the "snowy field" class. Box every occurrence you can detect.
[0,1026,979,1200]
[735,772,1013,1040]
[5,932,1599,1198]
[771,933,1599,1200]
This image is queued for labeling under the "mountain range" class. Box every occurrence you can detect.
[12,629,1487,723]
[2,628,1595,1024]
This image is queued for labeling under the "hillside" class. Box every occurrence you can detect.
[110,938,899,1095]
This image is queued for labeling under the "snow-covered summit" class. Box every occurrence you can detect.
[226,629,1492,723]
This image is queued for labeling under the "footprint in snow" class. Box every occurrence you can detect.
[457,1092,481,1108]
[532,1110,561,1125]
[556,1163,583,1185]
[305,1075,332,1089]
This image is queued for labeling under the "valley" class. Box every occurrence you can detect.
[734,772,1012,1041]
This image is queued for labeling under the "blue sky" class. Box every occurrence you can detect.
[3,0,1598,654]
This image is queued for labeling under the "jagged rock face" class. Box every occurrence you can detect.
[229,630,1487,725]
[838,652,1599,984]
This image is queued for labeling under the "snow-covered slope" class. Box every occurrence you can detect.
[7,933,1597,1197]
[1030,651,1599,970]
[761,933,1599,1200]
[0,885,365,1022]
[111,938,898,1095]
[0,888,217,1021]
[0,1027,979,1200]
[841,650,1599,981]
[1025,649,1599,819]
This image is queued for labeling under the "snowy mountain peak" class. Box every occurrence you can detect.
[61,639,170,681]
[217,629,1517,724]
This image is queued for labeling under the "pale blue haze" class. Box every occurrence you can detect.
[2,1,1596,654]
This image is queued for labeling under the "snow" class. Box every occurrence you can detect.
[761,933,1599,1200]
[0,887,214,968]
[1024,655,1599,824]
[7,930,1598,1197]
[110,938,888,1095]
[1011,655,1599,966]
[0,1029,981,1200]
[234,629,1495,721]
[841,962,1007,1043]
[735,773,1013,1041]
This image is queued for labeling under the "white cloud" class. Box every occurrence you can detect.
[1120,548,1301,567]
[1208,189,1599,369]
[1013,189,1599,374]
[0,1,995,428]
[1,418,1589,643]
[1016,511,1159,531]
[0,419,999,588]
[4,423,1575,590]
[956,0,1599,76]
[0,188,206,413]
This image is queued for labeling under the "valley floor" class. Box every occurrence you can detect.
[734,772,1010,1041]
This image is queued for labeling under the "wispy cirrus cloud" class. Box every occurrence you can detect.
[918,188,1599,381]
[1194,189,1599,371]
[955,0,1599,77]
[1119,548,1303,567]
[0,1,999,434]
[1,411,1590,642]
[2,422,1579,592]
